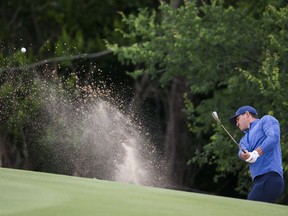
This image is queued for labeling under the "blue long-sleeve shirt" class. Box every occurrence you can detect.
[238,115,283,180]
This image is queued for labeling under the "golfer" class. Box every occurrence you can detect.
[229,105,284,203]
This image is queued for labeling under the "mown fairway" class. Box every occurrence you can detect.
[0,168,287,216]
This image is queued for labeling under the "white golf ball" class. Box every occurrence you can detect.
[21,47,26,53]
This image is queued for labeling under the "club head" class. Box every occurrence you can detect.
[212,111,221,123]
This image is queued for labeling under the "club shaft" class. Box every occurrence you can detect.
[220,124,245,153]
[211,111,245,153]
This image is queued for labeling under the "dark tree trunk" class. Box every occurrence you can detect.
[170,0,184,9]
[164,77,190,187]
[0,126,29,169]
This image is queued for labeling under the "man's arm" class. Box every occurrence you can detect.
[259,115,280,153]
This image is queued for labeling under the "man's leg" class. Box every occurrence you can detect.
[248,172,284,203]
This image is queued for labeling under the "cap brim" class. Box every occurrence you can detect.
[229,115,238,126]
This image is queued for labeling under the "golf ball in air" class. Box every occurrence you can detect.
[21,47,26,53]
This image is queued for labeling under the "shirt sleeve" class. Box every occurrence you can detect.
[238,138,246,160]
[259,115,280,152]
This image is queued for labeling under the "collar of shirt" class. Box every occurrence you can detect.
[243,119,259,134]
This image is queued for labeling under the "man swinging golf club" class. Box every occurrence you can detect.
[229,105,284,203]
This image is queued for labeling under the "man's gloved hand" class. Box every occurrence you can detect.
[245,150,260,163]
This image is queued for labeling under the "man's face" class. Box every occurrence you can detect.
[236,112,250,131]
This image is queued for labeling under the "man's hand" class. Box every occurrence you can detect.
[241,148,262,163]
[245,150,260,163]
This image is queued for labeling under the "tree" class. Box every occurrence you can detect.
[108,0,194,187]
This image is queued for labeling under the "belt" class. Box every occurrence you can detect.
[254,171,279,181]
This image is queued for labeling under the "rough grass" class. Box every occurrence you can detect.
[0,168,287,216]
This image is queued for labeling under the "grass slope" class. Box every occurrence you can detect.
[0,168,287,216]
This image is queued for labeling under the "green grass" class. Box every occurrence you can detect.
[0,168,287,216]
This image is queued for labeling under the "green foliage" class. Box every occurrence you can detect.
[107,1,263,91]
[0,71,40,125]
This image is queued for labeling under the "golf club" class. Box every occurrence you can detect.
[212,111,245,153]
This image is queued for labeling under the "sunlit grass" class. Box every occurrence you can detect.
[0,168,287,216]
